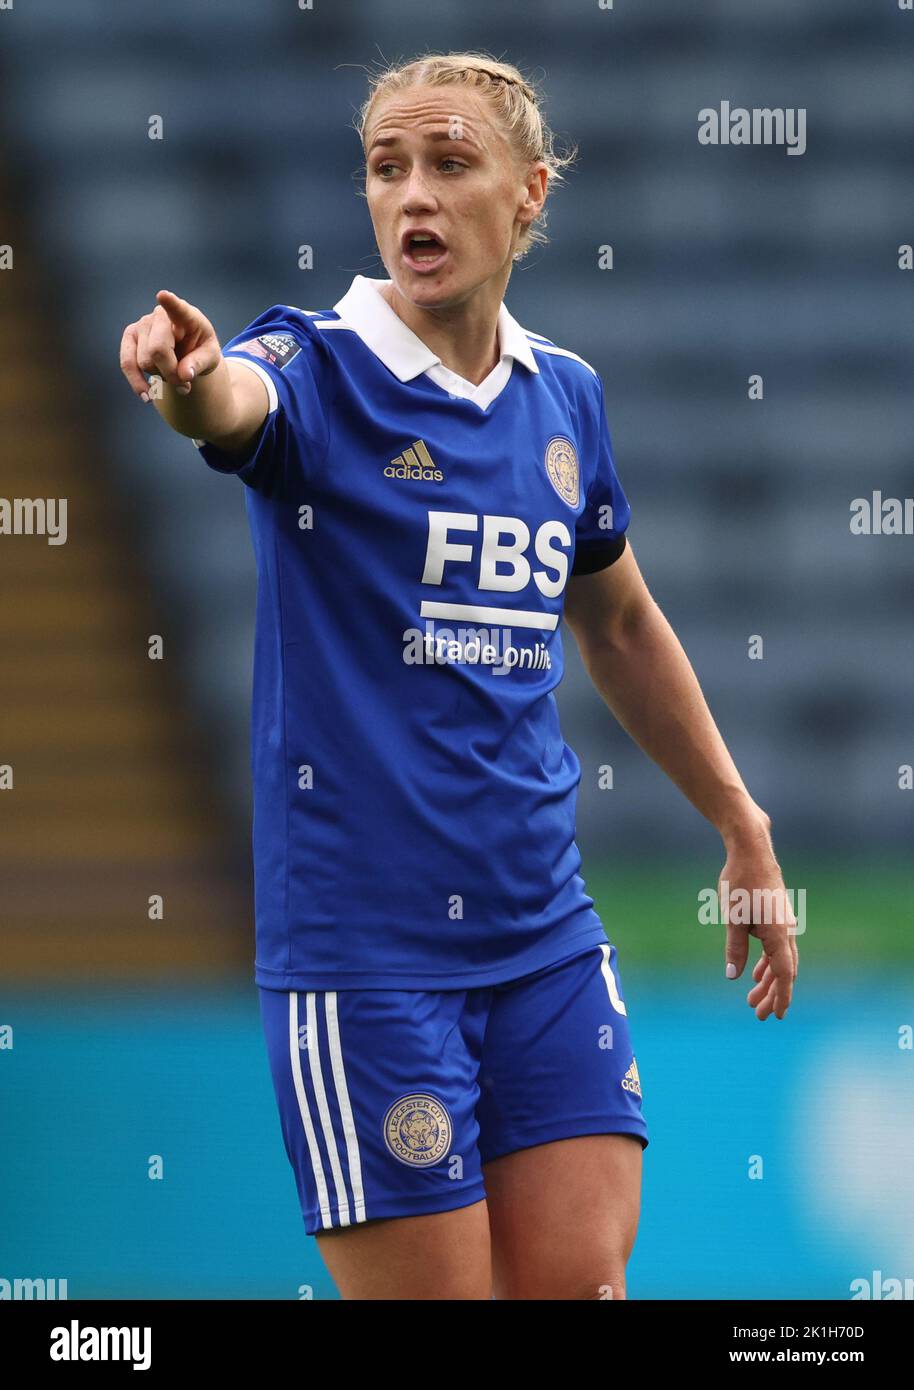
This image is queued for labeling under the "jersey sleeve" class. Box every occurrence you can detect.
[571,372,631,575]
[191,305,329,496]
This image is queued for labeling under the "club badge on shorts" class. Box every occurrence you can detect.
[544,435,580,508]
[383,1093,452,1167]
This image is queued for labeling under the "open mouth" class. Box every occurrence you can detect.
[401,230,448,268]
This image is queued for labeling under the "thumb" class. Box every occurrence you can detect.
[725,923,749,980]
[176,340,221,384]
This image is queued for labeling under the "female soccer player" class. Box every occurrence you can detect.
[119,52,797,1300]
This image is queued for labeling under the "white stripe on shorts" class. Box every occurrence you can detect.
[325,992,367,1223]
[599,943,628,1016]
[305,992,352,1226]
[288,991,333,1229]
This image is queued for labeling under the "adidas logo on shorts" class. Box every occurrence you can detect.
[621,1057,642,1098]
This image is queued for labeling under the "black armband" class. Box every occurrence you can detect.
[570,533,627,576]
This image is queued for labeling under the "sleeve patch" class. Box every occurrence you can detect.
[233,332,302,370]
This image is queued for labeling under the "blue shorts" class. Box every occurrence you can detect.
[258,941,648,1235]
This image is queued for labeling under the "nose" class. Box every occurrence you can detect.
[400,166,437,213]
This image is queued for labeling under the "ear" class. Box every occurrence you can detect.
[521,160,545,209]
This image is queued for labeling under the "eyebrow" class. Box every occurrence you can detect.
[367,129,478,155]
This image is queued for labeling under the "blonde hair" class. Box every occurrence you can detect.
[354,51,578,262]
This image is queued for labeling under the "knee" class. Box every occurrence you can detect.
[588,1271,626,1300]
[497,1260,628,1301]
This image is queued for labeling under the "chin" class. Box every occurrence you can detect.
[396,271,460,304]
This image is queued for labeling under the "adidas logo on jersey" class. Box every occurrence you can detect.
[621,1058,642,1098]
[384,439,444,483]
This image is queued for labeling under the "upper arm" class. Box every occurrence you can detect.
[563,368,643,657]
[564,540,652,661]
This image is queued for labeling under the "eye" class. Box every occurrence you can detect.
[372,156,467,179]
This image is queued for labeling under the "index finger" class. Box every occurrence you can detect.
[155,289,199,332]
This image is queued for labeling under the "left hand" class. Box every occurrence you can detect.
[718,818,799,1021]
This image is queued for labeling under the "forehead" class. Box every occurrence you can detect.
[366,84,502,151]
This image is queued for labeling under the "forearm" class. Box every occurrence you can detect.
[151,356,241,444]
[582,598,767,845]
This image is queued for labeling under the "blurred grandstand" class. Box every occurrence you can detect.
[0,0,911,1299]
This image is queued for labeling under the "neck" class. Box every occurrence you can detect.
[379,275,509,386]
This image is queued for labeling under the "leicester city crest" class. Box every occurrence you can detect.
[544,436,579,508]
[383,1093,452,1167]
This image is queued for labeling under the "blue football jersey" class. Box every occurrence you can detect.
[193,275,631,989]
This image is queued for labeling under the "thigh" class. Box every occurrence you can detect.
[484,1133,641,1299]
[476,942,648,1298]
[258,984,492,1298]
[317,1201,492,1300]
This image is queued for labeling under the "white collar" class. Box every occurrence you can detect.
[331,274,539,411]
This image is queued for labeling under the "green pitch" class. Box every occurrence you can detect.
[585,855,912,970]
